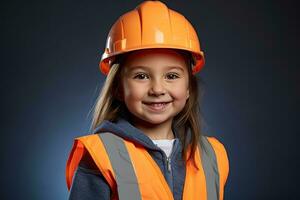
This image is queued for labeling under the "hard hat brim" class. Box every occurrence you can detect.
[99,46,205,75]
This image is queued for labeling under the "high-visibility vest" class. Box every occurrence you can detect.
[66,133,229,200]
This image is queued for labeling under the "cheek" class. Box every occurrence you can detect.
[171,82,189,100]
[123,81,145,101]
[170,90,189,113]
[172,90,189,103]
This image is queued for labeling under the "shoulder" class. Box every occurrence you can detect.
[205,136,228,156]
[204,136,230,186]
[66,133,117,190]
[69,151,111,200]
[75,133,100,141]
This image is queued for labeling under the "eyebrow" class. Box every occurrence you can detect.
[128,65,184,72]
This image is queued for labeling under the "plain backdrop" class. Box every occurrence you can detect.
[1,0,299,199]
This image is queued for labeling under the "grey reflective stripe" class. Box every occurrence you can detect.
[200,136,220,200]
[98,132,142,200]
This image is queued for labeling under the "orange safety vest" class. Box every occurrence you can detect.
[66,132,229,200]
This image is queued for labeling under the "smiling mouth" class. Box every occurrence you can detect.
[143,101,171,111]
[143,101,171,105]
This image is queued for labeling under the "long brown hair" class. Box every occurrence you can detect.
[89,49,205,163]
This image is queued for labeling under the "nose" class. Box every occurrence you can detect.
[149,79,166,96]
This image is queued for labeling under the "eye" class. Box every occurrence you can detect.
[133,73,149,80]
[166,73,180,79]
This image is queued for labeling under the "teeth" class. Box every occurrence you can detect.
[150,103,165,107]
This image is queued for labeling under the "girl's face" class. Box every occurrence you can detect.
[120,48,190,126]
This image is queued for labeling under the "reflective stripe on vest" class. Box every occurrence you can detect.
[99,133,142,200]
[200,136,220,200]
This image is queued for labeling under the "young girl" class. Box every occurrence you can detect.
[66,1,229,200]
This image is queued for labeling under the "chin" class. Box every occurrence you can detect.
[141,116,172,126]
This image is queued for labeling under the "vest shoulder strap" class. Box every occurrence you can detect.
[199,136,220,200]
[205,137,229,186]
[98,132,143,200]
[203,136,229,200]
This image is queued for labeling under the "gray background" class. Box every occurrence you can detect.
[1,0,299,199]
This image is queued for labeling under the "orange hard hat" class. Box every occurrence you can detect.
[99,0,205,75]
